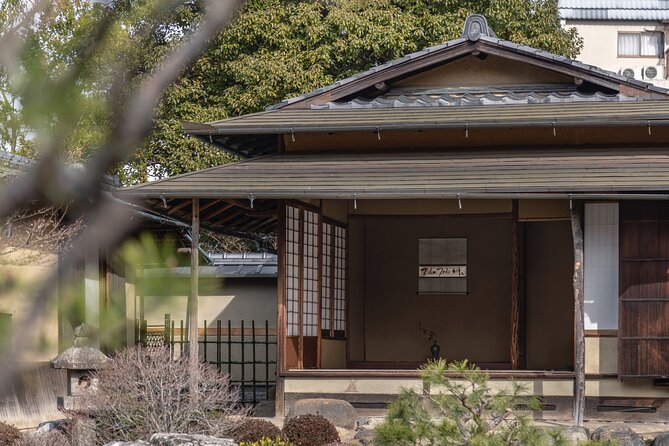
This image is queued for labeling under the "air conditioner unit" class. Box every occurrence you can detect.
[620,67,644,80]
[642,65,665,80]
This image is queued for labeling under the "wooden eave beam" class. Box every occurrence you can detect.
[221,198,257,212]
[253,217,278,233]
[211,208,246,227]
[167,199,192,215]
[238,216,276,233]
[201,202,236,221]
[199,199,222,213]
[243,211,277,219]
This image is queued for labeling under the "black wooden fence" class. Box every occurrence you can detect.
[137,315,277,406]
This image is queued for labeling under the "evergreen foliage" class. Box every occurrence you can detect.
[0,1,582,184]
[134,0,581,185]
[374,359,565,446]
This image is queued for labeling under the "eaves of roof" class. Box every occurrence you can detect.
[184,100,669,136]
[116,148,669,200]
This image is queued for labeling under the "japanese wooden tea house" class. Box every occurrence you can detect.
[118,15,669,423]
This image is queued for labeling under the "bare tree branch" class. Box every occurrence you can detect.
[0,0,245,389]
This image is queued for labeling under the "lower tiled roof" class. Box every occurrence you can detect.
[117,148,669,199]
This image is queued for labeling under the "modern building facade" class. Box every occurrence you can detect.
[559,0,669,88]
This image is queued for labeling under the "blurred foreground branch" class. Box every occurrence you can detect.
[0,0,244,389]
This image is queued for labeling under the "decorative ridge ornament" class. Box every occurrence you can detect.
[461,14,497,41]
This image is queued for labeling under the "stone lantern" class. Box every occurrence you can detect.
[51,323,110,411]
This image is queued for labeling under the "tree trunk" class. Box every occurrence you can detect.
[570,201,585,427]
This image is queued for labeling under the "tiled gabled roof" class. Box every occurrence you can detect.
[268,33,668,111]
[310,89,641,109]
[182,13,669,159]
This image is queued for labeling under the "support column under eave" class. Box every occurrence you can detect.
[510,200,520,369]
[276,200,286,417]
[570,201,585,427]
[188,198,200,376]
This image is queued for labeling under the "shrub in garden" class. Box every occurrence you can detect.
[374,359,562,446]
[0,422,22,446]
[75,345,249,445]
[240,438,295,446]
[282,414,340,446]
[232,419,282,443]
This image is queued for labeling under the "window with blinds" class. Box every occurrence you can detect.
[321,221,347,339]
[618,32,664,57]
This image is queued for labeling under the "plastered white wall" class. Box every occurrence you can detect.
[564,20,669,88]
[584,203,619,330]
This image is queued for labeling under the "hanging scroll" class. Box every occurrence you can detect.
[418,237,467,294]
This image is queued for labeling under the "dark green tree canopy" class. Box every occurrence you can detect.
[127,0,580,185]
[1,0,582,184]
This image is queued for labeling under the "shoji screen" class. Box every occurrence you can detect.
[283,203,321,368]
[321,222,332,336]
[285,205,300,337]
[321,220,347,339]
[283,203,348,368]
[302,209,319,338]
[333,225,347,337]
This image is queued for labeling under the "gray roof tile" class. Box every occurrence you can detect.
[312,90,641,110]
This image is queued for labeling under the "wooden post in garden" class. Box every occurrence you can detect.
[188,198,200,383]
[570,201,585,427]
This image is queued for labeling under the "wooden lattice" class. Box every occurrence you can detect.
[333,225,347,336]
[301,209,319,337]
[321,222,332,334]
[285,205,300,337]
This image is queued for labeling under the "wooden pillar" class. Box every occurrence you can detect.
[316,213,323,369]
[276,201,286,417]
[188,199,200,377]
[125,263,137,348]
[297,208,304,369]
[510,200,520,369]
[570,201,585,427]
